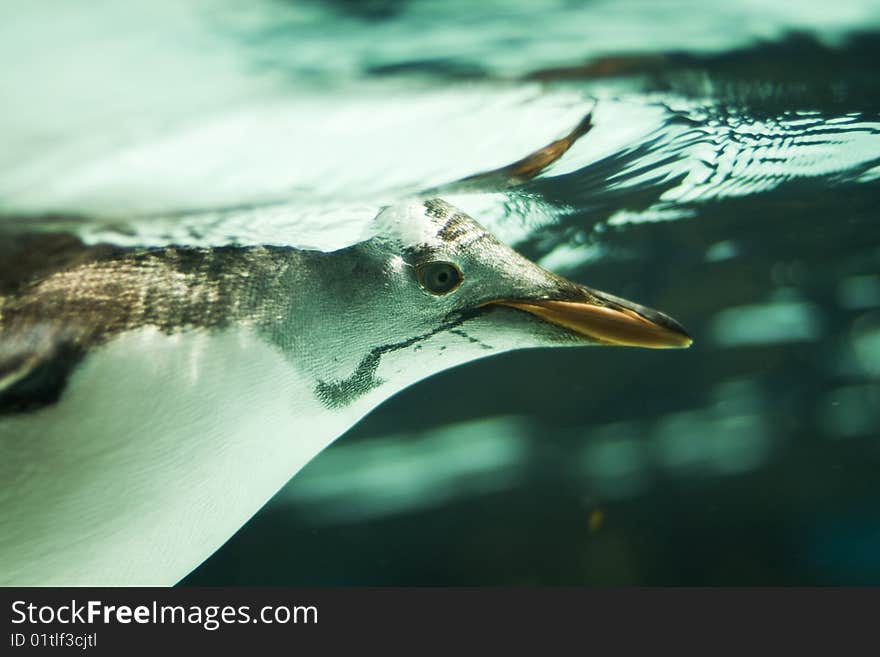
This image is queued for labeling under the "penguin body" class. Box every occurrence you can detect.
[0,200,690,585]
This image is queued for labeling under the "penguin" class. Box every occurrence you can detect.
[0,198,690,586]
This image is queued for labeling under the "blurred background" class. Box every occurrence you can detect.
[3,0,879,585]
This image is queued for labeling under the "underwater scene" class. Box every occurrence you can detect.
[2,0,879,585]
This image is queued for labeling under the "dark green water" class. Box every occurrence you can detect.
[180,7,880,585]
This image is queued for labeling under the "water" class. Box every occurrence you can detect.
[3,0,879,584]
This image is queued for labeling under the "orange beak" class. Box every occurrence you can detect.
[486,297,692,349]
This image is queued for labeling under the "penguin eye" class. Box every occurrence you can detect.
[416,261,463,295]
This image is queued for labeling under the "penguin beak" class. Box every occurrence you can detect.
[486,289,692,349]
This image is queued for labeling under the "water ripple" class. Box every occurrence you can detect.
[527,96,880,243]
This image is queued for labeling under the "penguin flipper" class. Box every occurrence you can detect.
[0,231,102,415]
[0,325,85,415]
[426,110,594,193]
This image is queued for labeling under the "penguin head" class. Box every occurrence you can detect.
[361,199,692,354]
[303,199,690,410]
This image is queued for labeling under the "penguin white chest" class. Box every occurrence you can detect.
[0,327,348,585]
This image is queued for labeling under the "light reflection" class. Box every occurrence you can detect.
[581,438,649,499]
[537,242,607,274]
[837,275,880,310]
[606,207,694,227]
[281,416,528,522]
[704,240,740,262]
[600,107,880,232]
[652,411,770,476]
[578,422,649,499]
[851,327,880,376]
[575,379,772,500]
[710,301,822,347]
